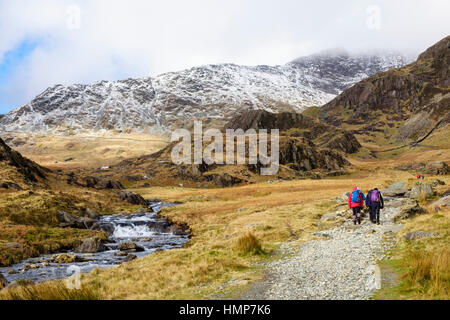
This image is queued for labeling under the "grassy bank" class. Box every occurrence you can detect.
[375,176,450,300]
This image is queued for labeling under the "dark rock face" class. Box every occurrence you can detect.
[0,138,49,182]
[279,137,350,171]
[75,237,107,253]
[114,191,148,206]
[224,110,361,154]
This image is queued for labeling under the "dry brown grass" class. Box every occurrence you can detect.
[0,281,102,300]
[402,248,450,298]
[1,132,169,170]
[235,233,265,256]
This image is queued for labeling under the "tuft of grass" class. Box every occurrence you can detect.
[235,233,265,256]
[0,281,103,300]
[402,248,450,298]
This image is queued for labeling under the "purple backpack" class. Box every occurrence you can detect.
[370,190,379,202]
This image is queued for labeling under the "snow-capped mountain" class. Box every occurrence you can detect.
[0,49,411,133]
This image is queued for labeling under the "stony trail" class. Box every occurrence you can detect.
[242,196,406,300]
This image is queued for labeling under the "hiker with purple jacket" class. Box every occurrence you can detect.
[366,188,384,225]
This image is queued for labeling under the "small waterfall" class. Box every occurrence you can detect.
[0,202,189,284]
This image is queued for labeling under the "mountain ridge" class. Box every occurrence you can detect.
[0,50,410,134]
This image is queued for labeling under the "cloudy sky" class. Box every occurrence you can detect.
[0,0,449,113]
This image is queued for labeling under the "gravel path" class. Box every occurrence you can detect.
[242,197,406,300]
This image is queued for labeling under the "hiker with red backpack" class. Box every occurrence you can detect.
[348,187,365,225]
[366,188,384,225]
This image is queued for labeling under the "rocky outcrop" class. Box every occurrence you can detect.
[57,210,100,230]
[394,161,449,175]
[114,191,148,206]
[0,138,49,183]
[319,36,450,144]
[382,182,408,197]
[85,176,124,190]
[394,201,427,222]
[224,110,361,154]
[279,137,350,171]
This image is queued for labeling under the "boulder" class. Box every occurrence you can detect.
[115,190,148,206]
[0,273,8,290]
[431,195,450,209]
[432,179,446,187]
[75,237,108,253]
[117,242,145,252]
[394,202,427,222]
[123,254,137,263]
[410,182,434,199]
[57,210,78,225]
[85,208,100,220]
[382,182,408,197]
[404,231,437,241]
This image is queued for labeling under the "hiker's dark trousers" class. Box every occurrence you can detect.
[352,207,361,224]
[370,204,381,223]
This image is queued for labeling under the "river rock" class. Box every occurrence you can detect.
[85,208,100,220]
[100,223,115,236]
[117,242,145,252]
[114,251,128,257]
[49,253,87,264]
[382,182,408,197]
[394,202,427,222]
[409,182,434,199]
[0,273,8,290]
[75,237,108,253]
[404,231,437,241]
[124,254,137,263]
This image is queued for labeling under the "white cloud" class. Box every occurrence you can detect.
[0,0,449,112]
